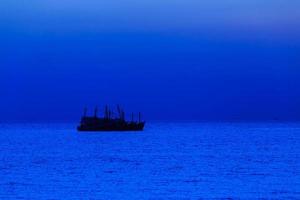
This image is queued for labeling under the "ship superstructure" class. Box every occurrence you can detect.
[77,105,145,131]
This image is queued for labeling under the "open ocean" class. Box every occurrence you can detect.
[0,122,299,199]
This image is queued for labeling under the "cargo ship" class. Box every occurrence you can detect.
[77,105,145,131]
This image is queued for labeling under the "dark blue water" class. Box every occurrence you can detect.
[0,122,300,199]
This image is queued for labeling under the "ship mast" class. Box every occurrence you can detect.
[108,109,111,120]
[105,105,108,119]
[94,107,98,118]
[117,105,122,120]
[122,110,125,121]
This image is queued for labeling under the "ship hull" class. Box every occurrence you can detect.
[77,122,145,132]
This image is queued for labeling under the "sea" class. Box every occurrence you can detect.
[0,122,299,199]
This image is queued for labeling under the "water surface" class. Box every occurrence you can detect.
[0,122,299,199]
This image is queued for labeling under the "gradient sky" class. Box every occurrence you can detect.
[1,0,300,121]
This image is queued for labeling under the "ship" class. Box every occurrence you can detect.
[77,105,145,131]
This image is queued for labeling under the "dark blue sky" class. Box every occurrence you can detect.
[1,0,300,121]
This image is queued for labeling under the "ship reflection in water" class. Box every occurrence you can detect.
[77,105,145,131]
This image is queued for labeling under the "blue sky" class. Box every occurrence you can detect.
[1,0,300,121]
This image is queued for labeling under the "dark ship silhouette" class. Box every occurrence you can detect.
[77,105,145,131]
